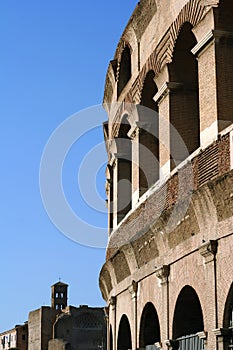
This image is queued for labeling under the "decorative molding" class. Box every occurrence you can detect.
[155,265,170,284]
[128,280,138,299]
[199,240,218,263]
[192,30,233,57]
[109,296,116,307]
[128,125,140,140]
[154,83,169,104]
[201,0,219,8]
[154,82,183,103]
[109,155,117,168]
[155,342,162,350]
[213,328,232,337]
[197,331,208,339]
[104,306,109,321]
[191,30,214,56]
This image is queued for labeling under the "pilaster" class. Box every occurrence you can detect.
[128,281,138,350]
[155,265,170,345]
[199,240,218,350]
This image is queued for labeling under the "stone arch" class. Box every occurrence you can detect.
[168,21,200,169]
[115,25,137,64]
[116,114,132,222]
[223,282,233,349]
[99,278,108,302]
[117,314,132,350]
[139,302,161,348]
[223,282,233,327]
[172,285,204,339]
[151,0,206,76]
[121,243,139,273]
[117,45,132,98]
[103,60,118,106]
[138,70,159,195]
[111,249,131,284]
[140,70,158,112]
[166,0,205,64]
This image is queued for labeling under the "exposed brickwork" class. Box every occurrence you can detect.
[100,1,233,350]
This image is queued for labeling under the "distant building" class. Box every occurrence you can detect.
[0,323,28,350]
[28,282,67,350]
[27,282,107,350]
[49,305,106,350]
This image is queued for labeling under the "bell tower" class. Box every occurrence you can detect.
[51,281,68,310]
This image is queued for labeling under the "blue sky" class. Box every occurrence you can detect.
[0,0,137,331]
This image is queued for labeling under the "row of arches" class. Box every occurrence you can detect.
[111,284,233,350]
[117,22,200,164]
[112,22,200,225]
[110,1,233,226]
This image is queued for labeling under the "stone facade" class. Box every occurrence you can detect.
[28,283,107,350]
[49,305,106,350]
[99,1,233,350]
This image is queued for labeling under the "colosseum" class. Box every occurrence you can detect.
[99,1,233,350]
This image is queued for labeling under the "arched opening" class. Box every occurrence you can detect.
[106,164,114,234]
[139,302,161,348]
[110,325,113,350]
[223,283,233,349]
[139,71,159,196]
[173,286,204,350]
[116,115,132,223]
[117,45,131,98]
[214,0,233,129]
[141,71,158,112]
[117,315,132,350]
[169,22,200,169]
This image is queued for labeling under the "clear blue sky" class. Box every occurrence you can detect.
[0,0,137,331]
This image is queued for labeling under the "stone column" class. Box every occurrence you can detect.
[104,306,110,350]
[191,31,218,149]
[128,281,138,350]
[128,125,140,207]
[110,156,118,229]
[154,84,170,179]
[199,240,218,350]
[109,296,117,350]
[155,265,170,348]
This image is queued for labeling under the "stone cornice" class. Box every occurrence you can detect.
[199,240,218,263]
[155,265,170,284]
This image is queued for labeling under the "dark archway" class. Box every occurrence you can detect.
[223,283,233,350]
[169,22,200,169]
[141,70,158,112]
[117,315,132,350]
[117,46,131,98]
[139,302,161,348]
[214,0,233,129]
[110,325,113,350]
[173,286,204,339]
[139,71,159,196]
[117,115,132,223]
